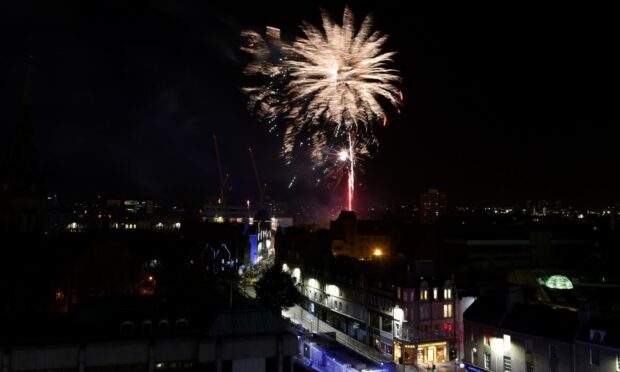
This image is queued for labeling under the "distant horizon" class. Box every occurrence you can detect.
[2,1,619,211]
[45,190,618,212]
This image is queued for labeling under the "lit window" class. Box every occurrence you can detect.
[443,304,453,318]
[484,353,491,369]
[55,290,65,302]
[616,354,620,371]
[433,288,438,299]
[421,290,428,300]
[503,356,511,371]
[444,288,452,299]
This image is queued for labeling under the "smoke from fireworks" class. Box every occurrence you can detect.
[242,6,402,210]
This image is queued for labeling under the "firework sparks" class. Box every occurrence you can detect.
[283,7,401,135]
[242,6,402,211]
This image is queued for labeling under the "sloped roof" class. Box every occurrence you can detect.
[207,309,284,337]
[463,292,507,327]
[501,303,579,342]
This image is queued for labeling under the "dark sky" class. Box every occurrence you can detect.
[1,1,619,209]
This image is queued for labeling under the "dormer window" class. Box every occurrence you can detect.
[176,318,189,331]
[142,320,153,334]
[120,321,134,334]
[159,319,169,333]
[590,329,606,343]
[433,288,438,300]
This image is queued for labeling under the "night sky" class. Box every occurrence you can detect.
[1,1,619,209]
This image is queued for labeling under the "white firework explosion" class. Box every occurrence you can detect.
[242,6,402,210]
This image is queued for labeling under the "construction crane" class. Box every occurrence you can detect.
[248,147,267,208]
[213,134,229,215]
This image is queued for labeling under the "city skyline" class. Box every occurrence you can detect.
[1,1,619,209]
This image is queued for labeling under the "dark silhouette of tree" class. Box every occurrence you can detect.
[254,259,302,311]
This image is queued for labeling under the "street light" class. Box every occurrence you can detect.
[147,275,156,294]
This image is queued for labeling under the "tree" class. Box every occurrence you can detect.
[254,259,302,311]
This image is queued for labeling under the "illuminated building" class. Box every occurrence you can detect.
[249,209,274,265]
[461,287,620,372]
[420,189,447,224]
[283,255,458,367]
[0,298,297,372]
[330,211,391,258]
[297,332,387,372]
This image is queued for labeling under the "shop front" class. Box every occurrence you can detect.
[394,341,449,366]
[416,341,448,364]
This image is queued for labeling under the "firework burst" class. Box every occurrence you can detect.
[242,6,402,210]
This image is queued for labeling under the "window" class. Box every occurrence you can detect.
[159,319,169,332]
[433,288,438,299]
[176,318,188,331]
[590,348,599,366]
[484,332,491,346]
[525,339,533,354]
[503,356,511,371]
[617,354,620,371]
[484,352,491,369]
[55,289,65,302]
[443,304,453,318]
[590,329,606,343]
[421,290,428,300]
[120,321,134,334]
[142,320,152,334]
[444,288,452,299]
[526,361,534,372]
[420,305,429,320]
[549,344,558,361]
